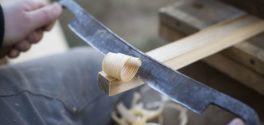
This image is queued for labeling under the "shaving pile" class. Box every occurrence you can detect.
[112,92,188,125]
[102,53,142,82]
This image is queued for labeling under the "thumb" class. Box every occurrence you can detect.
[28,3,62,30]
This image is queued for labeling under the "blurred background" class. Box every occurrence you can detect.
[57,0,174,51]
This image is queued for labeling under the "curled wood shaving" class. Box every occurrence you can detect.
[112,93,188,125]
[112,111,130,125]
[102,53,142,82]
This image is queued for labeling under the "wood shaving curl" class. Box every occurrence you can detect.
[102,53,142,82]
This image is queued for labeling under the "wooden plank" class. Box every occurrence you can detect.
[204,53,264,93]
[159,0,245,35]
[99,15,264,96]
[223,42,264,75]
[159,0,264,95]
[160,0,264,76]
[221,0,264,19]
[151,16,264,69]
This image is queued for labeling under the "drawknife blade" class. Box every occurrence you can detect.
[58,0,259,124]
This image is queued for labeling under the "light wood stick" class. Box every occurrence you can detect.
[98,15,264,96]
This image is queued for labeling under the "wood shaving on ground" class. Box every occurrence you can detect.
[112,93,188,125]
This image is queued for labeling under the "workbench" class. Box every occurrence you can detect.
[159,0,264,123]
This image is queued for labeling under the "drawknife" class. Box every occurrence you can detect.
[57,0,260,124]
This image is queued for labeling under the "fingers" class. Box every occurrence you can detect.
[43,21,56,31]
[8,49,20,58]
[28,3,62,30]
[0,46,13,59]
[27,30,44,43]
[228,118,245,125]
[7,27,47,58]
[7,40,32,58]
[15,40,31,52]
[24,0,46,11]
[3,1,61,58]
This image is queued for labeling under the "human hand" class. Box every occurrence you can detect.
[1,0,62,58]
[228,118,245,125]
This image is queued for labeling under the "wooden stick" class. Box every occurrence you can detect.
[98,15,264,96]
[159,0,264,95]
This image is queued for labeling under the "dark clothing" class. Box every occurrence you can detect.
[0,5,4,46]
[0,4,132,124]
[0,48,133,125]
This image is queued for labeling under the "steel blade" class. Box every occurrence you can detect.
[59,0,260,124]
